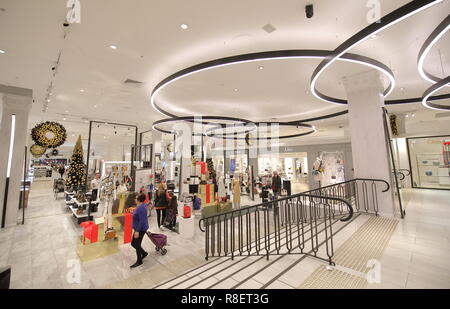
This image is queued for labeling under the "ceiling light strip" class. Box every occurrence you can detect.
[417,14,450,84]
[422,76,450,110]
[150,50,395,118]
[207,122,317,140]
[309,0,443,105]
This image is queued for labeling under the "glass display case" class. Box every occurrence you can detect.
[407,135,450,189]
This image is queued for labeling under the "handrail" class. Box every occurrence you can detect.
[199,193,354,232]
[398,168,411,176]
[198,178,391,264]
[304,177,390,193]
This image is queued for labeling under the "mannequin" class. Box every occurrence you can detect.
[232,173,241,209]
[312,157,324,183]
[217,171,226,201]
[100,167,116,229]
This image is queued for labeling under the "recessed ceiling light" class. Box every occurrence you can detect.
[412,113,415,117]
[0,49,5,54]
[400,87,405,91]
[80,89,85,92]
[405,114,409,118]
[180,24,188,30]
[234,88,239,92]
[94,105,97,108]
[110,45,117,50]
[258,66,264,70]
[46,99,51,103]
[65,110,69,113]
[63,117,66,121]
[370,34,379,40]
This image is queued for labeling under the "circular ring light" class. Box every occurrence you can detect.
[150,50,395,117]
[417,15,450,85]
[422,76,450,110]
[152,116,256,135]
[310,0,443,105]
[207,122,316,140]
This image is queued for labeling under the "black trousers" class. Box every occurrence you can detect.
[131,231,147,263]
[156,209,167,227]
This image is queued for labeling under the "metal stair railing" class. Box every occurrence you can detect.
[199,178,390,266]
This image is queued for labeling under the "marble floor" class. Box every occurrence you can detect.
[1,181,449,289]
[0,180,258,289]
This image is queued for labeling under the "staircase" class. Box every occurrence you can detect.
[153,213,364,289]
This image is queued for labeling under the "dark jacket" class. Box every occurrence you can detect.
[154,190,168,209]
[272,176,282,193]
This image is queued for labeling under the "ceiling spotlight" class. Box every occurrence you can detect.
[405,114,409,118]
[234,88,239,92]
[412,113,415,117]
[46,99,51,103]
[400,87,405,91]
[110,45,118,50]
[80,89,85,92]
[180,24,189,30]
[0,49,5,54]
[94,105,97,108]
[105,122,108,125]
[63,117,67,121]
[258,66,264,70]
[370,34,379,40]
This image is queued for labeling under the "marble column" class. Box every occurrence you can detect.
[342,70,395,217]
[0,85,32,228]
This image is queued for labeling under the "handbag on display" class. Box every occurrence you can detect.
[105,228,116,240]
[193,196,201,210]
[183,205,191,218]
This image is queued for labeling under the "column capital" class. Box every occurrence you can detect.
[342,69,384,96]
[0,89,33,112]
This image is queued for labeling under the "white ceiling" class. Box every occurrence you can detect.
[0,0,449,149]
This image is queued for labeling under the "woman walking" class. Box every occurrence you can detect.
[154,183,169,230]
[130,194,149,268]
[165,192,178,231]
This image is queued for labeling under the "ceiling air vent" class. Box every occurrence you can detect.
[435,112,450,118]
[262,23,277,34]
[123,78,143,87]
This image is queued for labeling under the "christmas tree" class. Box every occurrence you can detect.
[65,135,86,190]
[206,158,216,179]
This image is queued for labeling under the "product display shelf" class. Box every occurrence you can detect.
[69,198,99,224]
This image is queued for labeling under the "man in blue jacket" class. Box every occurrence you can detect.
[130,194,149,268]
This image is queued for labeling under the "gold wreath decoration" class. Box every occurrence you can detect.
[31,121,67,148]
[30,144,46,158]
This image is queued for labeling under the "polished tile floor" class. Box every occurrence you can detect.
[0,181,449,289]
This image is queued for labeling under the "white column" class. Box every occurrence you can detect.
[0,85,32,228]
[342,70,395,217]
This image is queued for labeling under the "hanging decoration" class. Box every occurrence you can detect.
[31,121,67,148]
[389,115,399,137]
[30,144,46,158]
[65,135,86,190]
